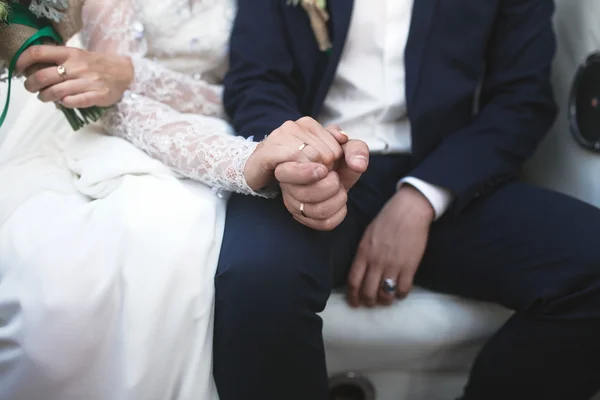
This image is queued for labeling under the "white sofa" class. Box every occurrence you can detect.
[321,1,600,399]
[1,1,599,399]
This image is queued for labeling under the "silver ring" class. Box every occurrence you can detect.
[381,278,396,294]
[300,202,307,218]
[298,142,308,151]
[57,65,67,81]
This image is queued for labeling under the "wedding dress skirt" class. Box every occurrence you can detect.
[0,86,223,400]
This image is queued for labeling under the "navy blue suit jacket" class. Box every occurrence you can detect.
[223,0,557,214]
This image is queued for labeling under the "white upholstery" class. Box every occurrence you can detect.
[323,289,509,375]
[524,0,600,207]
[322,291,510,400]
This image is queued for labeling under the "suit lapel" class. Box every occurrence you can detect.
[312,0,354,113]
[405,0,440,108]
[328,0,354,56]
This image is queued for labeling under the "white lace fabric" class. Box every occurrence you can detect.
[79,0,269,196]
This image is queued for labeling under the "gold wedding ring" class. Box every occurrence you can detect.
[300,202,308,218]
[298,142,308,151]
[57,65,67,81]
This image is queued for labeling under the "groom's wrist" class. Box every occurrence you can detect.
[397,177,453,220]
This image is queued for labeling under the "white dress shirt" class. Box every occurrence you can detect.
[318,0,453,219]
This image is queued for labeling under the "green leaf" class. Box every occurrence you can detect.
[58,105,107,131]
[0,2,10,21]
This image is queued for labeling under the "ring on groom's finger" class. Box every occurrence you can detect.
[300,202,308,218]
[381,278,397,294]
[298,142,308,152]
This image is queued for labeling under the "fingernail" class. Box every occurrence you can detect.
[313,165,327,179]
[339,130,348,137]
[351,154,368,168]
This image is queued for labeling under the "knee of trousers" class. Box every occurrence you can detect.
[215,195,337,331]
[520,255,600,317]
[215,252,333,333]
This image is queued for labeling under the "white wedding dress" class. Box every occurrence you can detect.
[0,0,253,399]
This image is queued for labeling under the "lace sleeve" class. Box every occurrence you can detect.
[78,0,272,196]
[80,0,223,115]
[103,93,267,195]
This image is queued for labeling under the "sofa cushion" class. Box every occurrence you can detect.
[322,287,511,374]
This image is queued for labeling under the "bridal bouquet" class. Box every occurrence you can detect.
[0,0,105,131]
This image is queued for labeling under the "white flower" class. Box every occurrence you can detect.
[28,0,69,22]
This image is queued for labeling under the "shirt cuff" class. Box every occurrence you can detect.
[397,177,454,220]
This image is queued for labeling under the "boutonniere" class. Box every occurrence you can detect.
[288,0,332,52]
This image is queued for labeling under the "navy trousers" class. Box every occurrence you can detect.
[213,155,600,400]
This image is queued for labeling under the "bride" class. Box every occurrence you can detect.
[0,0,368,399]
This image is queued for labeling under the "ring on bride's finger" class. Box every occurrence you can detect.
[57,65,68,81]
[300,202,308,218]
[298,142,308,151]
[381,278,397,294]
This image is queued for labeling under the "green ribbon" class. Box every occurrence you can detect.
[0,3,62,128]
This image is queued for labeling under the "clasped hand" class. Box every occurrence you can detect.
[245,117,369,231]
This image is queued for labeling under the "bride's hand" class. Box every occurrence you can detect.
[16,45,134,108]
[244,117,348,191]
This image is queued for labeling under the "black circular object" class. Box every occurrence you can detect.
[570,52,600,151]
[329,372,376,400]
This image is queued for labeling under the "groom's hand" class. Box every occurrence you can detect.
[347,186,434,307]
[276,134,369,231]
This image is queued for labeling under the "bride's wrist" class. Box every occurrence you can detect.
[122,55,135,89]
[244,141,269,190]
[243,141,280,196]
[125,55,147,94]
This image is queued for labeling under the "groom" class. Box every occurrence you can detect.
[215,1,600,400]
